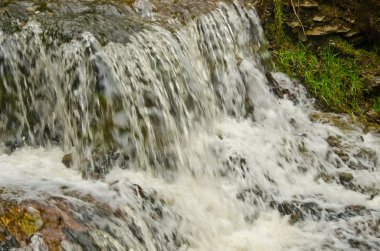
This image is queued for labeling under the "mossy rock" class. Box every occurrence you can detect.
[0,202,43,245]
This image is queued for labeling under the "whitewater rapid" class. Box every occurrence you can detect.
[0,1,379,250]
[1,73,379,251]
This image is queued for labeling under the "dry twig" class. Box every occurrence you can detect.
[290,0,305,35]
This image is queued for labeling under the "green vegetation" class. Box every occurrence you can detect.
[276,42,362,112]
[374,97,380,113]
[268,0,370,114]
[268,1,380,116]
[273,0,284,39]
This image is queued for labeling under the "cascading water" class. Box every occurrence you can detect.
[0,1,379,250]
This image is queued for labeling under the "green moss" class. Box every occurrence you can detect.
[0,206,43,239]
[277,42,362,112]
[333,40,362,58]
[17,211,43,237]
[273,0,284,40]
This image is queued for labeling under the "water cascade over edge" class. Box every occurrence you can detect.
[0,1,379,250]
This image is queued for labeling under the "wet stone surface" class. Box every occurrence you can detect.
[0,182,185,250]
[270,199,379,223]
[0,0,223,42]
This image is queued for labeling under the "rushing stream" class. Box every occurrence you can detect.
[0,1,379,250]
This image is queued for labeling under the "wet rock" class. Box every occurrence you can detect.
[270,201,305,224]
[0,203,43,246]
[28,233,48,251]
[348,239,372,250]
[63,228,100,251]
[0,234,18,251]
[315,172,334,183]
[266,72,296,100]
[309,112,356,131]
[110,181,166,223]
[343,205,369,217]
[326,135,342,148]
[334,148,350,162]
[0,189,159,250]
[221,153,249,178]
[133,184,146,199]
[324,134,377,171]
[271,198,379,230]
[4,138,24,153]
[325,135,351,165]
[319,171,379,197]
[300,202,323,220]
[0,1,137,41]
[237,185,272,207]
[334,213,380,250]
[128,220,145,245]
[0,195,95,250]
[350,148,378,171]
[305,25,351,36]
[62,153,72,168]
[92,150,130,174]
[0,0,219,45]
[141,191,165,221]
[244,95,255,119]
[337,172,354,183]
[270,200,324,222]
[266,72,283,98]
[63,150,130,178]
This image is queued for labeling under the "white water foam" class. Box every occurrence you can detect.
[0,2,379,251]
[1,73,379,250]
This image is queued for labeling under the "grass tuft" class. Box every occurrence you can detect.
[277,43,362,112]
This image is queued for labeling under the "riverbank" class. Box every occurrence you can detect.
[254,0,380,126]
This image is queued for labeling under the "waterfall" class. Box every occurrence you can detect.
[0,1,379,250]
[0,2,270,178]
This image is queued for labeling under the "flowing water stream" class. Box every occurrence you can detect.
[0,1,379,250]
